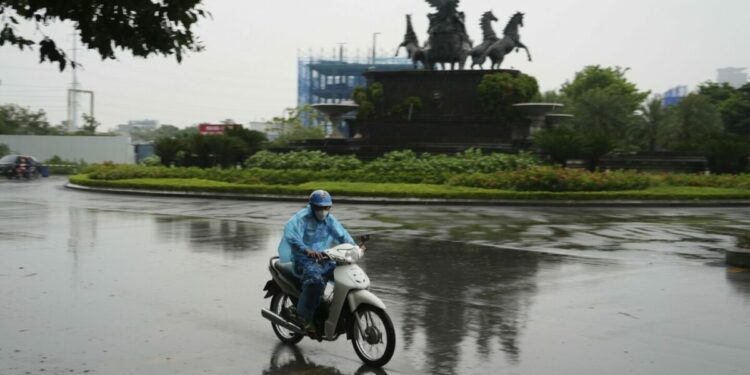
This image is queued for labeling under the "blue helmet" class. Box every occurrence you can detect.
[309,190,333,207]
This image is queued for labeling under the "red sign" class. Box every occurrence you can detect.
[198,123,242,135]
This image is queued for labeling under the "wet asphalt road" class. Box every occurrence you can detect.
[1,177,749,375]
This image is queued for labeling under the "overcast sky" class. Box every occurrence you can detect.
[0,0,748,131]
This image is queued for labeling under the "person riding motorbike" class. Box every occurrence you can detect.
[277,190,359,334]
[16,156,29,179]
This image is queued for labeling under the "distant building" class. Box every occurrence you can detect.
[662,85,688,107]
[116,119,159,134]
[717,67,748,88]
[297,53,412,126]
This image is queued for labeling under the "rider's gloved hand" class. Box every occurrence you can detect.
[305,249,325,260]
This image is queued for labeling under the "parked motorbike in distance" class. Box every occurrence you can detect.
[261,234,396,368]
[1,155,42,180]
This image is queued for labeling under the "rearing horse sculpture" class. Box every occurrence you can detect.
[469,11,499,69]
[480,12,532,69]
[395,14,428,69]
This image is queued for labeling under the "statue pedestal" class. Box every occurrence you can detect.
[359,69,523,145]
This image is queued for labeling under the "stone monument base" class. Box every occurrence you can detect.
[358,69,522,145]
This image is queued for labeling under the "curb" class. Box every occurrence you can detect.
[63,182,750,207]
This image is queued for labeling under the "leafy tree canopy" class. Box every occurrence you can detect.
[129,124,181,142]
[270,105,326,145]
[0,0,208,70]
[153,125,267,168]
[560,65,648,112]
[661,93,723,151]
[79,113,100,134]
[699,82,750,138]
[630,96,668,152]
[545,66,649,168]
[477,72,539,118]
[532,125,582,167]
[697,81,736,104]
[0,103,62,134]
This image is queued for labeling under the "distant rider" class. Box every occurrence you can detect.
[277,190,356,333]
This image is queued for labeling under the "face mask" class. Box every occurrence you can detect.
[314,210,329,221]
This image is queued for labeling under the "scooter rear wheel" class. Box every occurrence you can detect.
[349,304,395,368]
[270,293,304,344]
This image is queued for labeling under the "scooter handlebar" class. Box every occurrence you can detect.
[323,243,365,264]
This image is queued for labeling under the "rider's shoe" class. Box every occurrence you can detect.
[304,321,317,335]
[289,311,316,335]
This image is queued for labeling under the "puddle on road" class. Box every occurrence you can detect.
[3,181,750,374]
[366,207,742,264]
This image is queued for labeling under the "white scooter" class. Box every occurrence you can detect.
[261,235,395,368]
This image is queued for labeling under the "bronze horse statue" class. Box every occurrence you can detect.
[470,11,499,69]
[396,14,428,69]
[397,2,531,71]
[480,12,532,69]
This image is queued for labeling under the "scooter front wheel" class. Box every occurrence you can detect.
[349,304,395,368]
[270,293,304,344]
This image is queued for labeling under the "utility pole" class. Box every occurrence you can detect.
[337,42,345,62]
[67,30,80,132]
[68,89,94,125]
[372,32,380,65]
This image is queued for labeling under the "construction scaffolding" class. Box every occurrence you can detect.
[297,53,412,109]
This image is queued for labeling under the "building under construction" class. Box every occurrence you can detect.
[297,54,411,109]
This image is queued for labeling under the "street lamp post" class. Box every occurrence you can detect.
[372,32,380,65]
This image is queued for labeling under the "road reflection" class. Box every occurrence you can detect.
[263,343,388,375]
[726,267,750,303]
[153,216,271,256]
[362,237,547,374]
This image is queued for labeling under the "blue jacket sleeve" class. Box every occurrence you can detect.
[329,215,355,245]
[284,213,308,258]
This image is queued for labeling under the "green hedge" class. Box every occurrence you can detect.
[448,167,652,192]
[80,147,750,193]
[245,149,539,175]
[82,164,750,192]
[69,175,750,200]
[69,175,306,195]
[84,148,541,186]
[245,150,363,170]
[654,173,750,189]
[359,149,540,175]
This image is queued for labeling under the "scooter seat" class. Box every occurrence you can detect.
[274,261,300,282]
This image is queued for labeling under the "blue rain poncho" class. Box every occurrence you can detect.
[278,205,355,263]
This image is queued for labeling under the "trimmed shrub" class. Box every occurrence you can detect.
[244,150,363,170]
[448,166,652,192]
[44,155,86,175]
[362,149,539,176]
